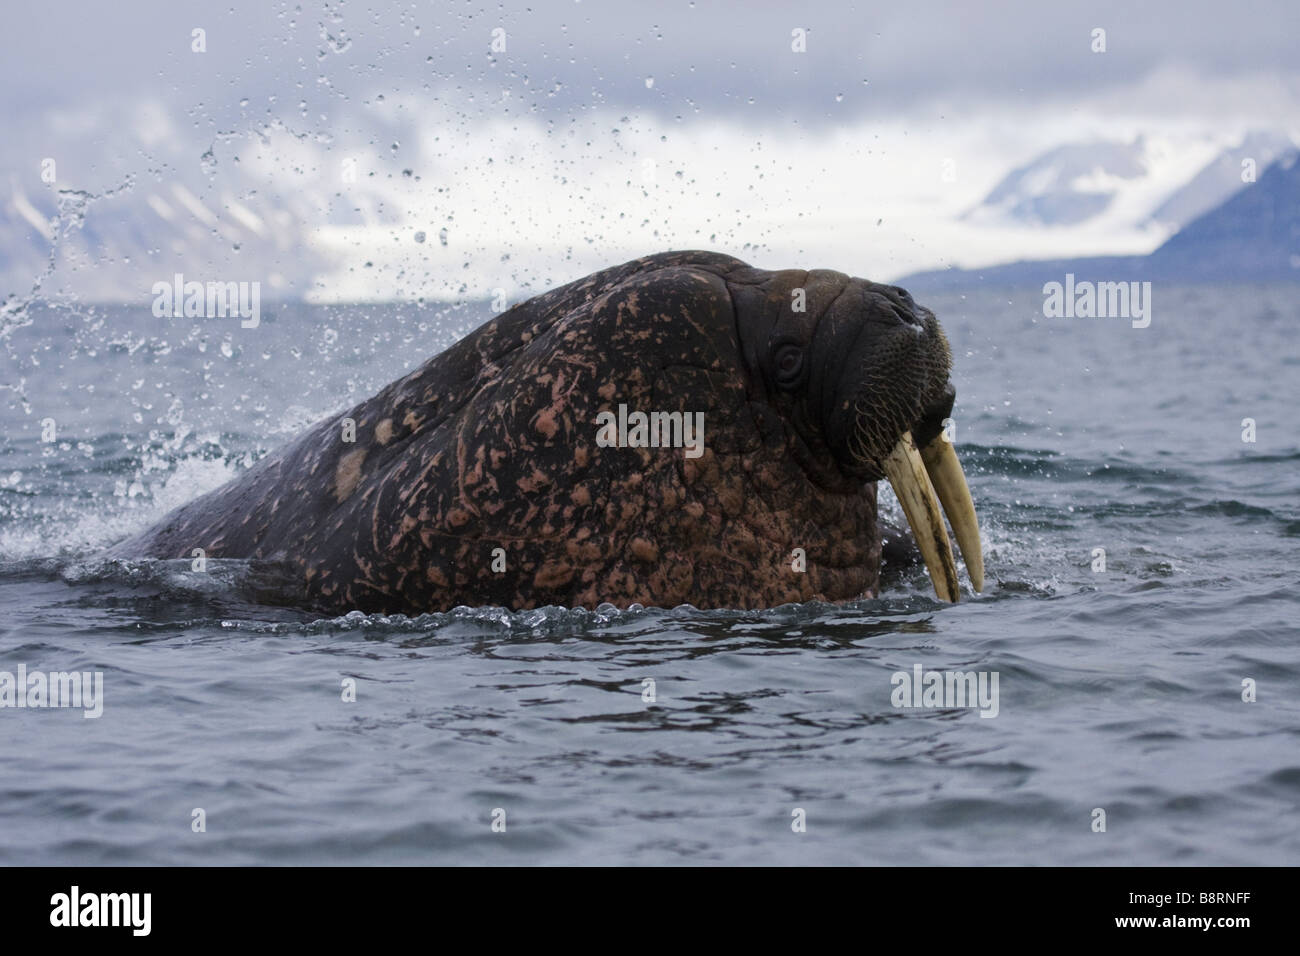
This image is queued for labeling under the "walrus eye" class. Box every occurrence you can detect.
[773,344,804,389]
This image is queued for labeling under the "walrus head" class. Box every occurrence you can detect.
[111,250,982,614]
[725,262,983,601]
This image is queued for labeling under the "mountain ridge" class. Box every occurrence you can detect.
[897,153,1300,291]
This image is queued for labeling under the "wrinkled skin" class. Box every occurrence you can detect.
[111,251,956,613]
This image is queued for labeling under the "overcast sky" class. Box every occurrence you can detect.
[3,1,1298,300]
[7,1,1299,121]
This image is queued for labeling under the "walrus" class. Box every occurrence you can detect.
[110,251,983,614]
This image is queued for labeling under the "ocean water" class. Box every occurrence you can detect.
[0,283,1297,866]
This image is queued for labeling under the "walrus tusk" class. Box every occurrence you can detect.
[920,436,984,593]
[881,431,961,603]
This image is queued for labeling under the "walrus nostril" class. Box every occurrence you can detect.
[867,285,924,329]
[900,306,925,328]
[879,301,923,329]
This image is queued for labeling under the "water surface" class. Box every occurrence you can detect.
[1,285,1297,865]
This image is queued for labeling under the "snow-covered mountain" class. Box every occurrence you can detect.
[900,151,1300,290]
[3,109,1296,312]
[963,138,1153,227]
[962,130,1297,233]
[1,170,340,312]
[1146,130,1296,229]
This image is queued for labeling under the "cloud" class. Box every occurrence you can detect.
[2,1,1298,302]
[5,0,1299,120]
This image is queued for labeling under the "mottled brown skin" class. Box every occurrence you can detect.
[111,251,955,614]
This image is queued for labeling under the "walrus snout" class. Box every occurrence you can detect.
[817,283,952,481]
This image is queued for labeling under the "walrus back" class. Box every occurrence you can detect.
[109,251,752,612]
